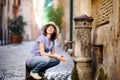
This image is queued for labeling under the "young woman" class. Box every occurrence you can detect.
[26,22,67,79]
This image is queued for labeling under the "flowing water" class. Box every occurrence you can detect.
[46,71,72,80]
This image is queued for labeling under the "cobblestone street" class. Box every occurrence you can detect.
[0,41,74,80]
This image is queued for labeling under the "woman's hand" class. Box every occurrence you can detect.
[60,56,67,62]
[55,54,67,62]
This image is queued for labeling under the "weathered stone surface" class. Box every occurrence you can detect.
[91,0,120,80]
[73,15,93,80]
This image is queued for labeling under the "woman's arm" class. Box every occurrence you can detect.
[39,42,60,58]
[39,42,58,57]
[50,46,61,59]
[50,45,67,62]
[39,42,51,56]
[39,42,66,62]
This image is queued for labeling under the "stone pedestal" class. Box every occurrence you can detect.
[73,14,93,80]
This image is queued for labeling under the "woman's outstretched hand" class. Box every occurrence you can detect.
[55,54,67,62]
[60,56,67,62]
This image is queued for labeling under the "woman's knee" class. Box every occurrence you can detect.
[34,56,50,63]
[50,58,60,64]
[56,59,60,64]
[28,56,50,68]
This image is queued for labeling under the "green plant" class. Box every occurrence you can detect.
[71,62,79,80]
[8,15,27,36]
[97,65,108,80]
[71,66,79,80]
[44,1,64,31]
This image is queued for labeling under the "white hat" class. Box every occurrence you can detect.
[40,22,59,35]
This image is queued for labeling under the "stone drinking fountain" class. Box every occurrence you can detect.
[72,14,94,80]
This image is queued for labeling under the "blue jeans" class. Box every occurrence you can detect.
[27,56,60,73]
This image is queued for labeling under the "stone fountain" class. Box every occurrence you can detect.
[72,14,94,80]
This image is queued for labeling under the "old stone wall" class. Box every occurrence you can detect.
[92,0,120,80]
[117,0,120,79]
[64,0,70,41]
[1,0,14,40]
[19,0,33,40]
[73,0,92,17]
[2,0,14,29]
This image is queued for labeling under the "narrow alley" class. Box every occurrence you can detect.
[1,0,120,80]
[0,41,74,80]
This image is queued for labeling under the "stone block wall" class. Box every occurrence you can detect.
[92,0,120,80]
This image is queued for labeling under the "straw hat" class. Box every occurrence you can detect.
[40,22,59,35]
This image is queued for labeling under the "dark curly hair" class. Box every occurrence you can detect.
[43,24,57,40]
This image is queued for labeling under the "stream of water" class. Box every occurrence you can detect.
[46,71,72,80]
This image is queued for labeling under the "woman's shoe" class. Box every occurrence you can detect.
[39,72,46,79]
[30,71,42,79]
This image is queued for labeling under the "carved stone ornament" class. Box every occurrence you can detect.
[72,14,94,80]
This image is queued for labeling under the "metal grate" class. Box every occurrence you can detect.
[96,0,113,26]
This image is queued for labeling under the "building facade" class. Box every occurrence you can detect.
[19,0,33,40]
[0,0,39,44]
[92,0,120,80]
[72,0,120,80]
[53,0,71,45]
[0,0,15,45]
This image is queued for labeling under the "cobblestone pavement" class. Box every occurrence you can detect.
[0,41,74,80]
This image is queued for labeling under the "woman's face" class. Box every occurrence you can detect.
[46,25,55,34]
